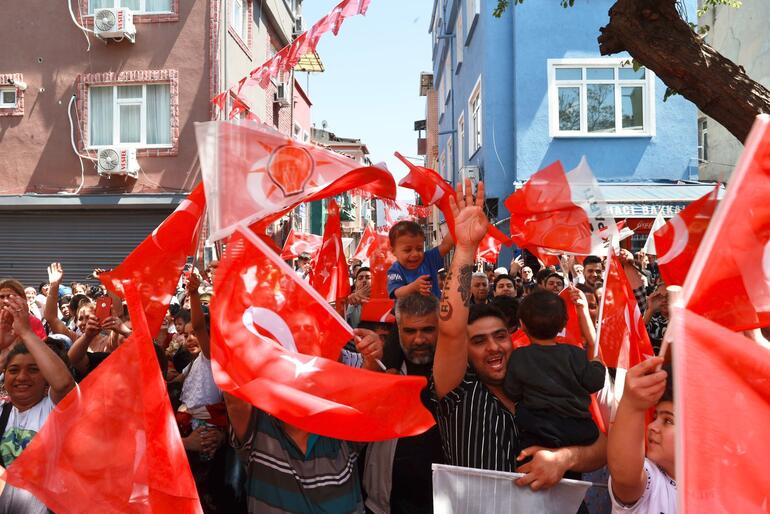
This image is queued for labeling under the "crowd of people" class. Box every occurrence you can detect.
[0,180,677,513]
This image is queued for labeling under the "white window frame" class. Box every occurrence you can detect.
[89,0,174,14]
[447,137,454,182]
[87,83,172,150]
[439,146,447,179]
[0,88,17,108]
[465,0,480,44]
[232,0,246,40]
[457,112,465,169]
[469,77,482,156]
[547,58,656,138]
[698,117,708,163]
[442,51,452,105]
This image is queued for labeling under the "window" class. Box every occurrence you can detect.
[466,0,480,43]
[469,77,482,155]
[293,122,303,141]
[447,138,454,182]
[432,15,442,50]
[232,0,246,39]
[456,14,463,70]
[698,117,709,163]
[439,147,446,179]
[89,0,172,13]
[548,58,656,137]
[88,84,171,148]
[438,74,445,118]
[0,88,16,108]
[458,113,465,168]
[442,51,452,104]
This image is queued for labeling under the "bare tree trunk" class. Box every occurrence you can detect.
[598,0,770,143]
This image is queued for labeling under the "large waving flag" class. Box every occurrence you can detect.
[280,228,323,262]
[351,223,390,262]
[672,307,770,513]
[196,121,396,240]
[210,227,435,441]
[596,250,654,398]
[100,184,205,336]
[683,115,770,331]
[4,284,201,514]
[476,232,502,266]
[653,186,719,286]
[504,158,618,256]
[309,199,351,304]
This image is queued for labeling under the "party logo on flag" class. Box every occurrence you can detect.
[265,145,315,197]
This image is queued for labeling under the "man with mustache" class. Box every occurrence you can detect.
[363,293,444,514]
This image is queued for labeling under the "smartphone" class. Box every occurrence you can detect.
[95,297,113,321]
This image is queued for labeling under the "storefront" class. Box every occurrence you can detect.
[599,181,724,252]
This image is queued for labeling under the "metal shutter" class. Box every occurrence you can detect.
[0,209,173,289]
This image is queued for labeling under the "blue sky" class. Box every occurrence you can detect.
[300,1,433,200]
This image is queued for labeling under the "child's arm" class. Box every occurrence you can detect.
[608,356,667,505]
[566,286,599,358]
[437,231,454,257]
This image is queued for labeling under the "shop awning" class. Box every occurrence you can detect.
[598,181,724,218]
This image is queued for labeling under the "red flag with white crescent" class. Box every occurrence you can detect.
[476,232,502,266]
[280,228,323,262]
[210,227,435,441]
[308,199,350,304]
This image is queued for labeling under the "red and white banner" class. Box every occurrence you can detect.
[195,121,396,241]
[280,228,323,261]
[504,158,618,256]
[351,224,390,262]
[210,227,435,441]
[308,200,350,303]
[653,185,719,286]
[682,114,770,331]
[476,232,502,266]
[212,0,372,107]
[672,307,770,513]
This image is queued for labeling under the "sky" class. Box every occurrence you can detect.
[300,1,434,201]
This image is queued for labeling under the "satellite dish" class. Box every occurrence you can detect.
[321,120,328,129]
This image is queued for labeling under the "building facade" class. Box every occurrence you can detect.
[429,0,700,256]
[697,0,770,181]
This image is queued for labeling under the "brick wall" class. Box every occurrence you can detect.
[75,69,180,157]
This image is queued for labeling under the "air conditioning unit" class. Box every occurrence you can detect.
[274,83,290,107]
[292,16,303,38]
[460,165,480,183]
[97,147,140,178]
[94,8,136,43]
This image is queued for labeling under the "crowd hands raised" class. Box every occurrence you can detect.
[0,179,680,513]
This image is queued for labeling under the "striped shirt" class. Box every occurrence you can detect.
[231,409,364,514]
[430,368,520,471]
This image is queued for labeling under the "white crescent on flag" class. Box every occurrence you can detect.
[151,198,202,250]
[656,215,689,265]
[242,306,298,353]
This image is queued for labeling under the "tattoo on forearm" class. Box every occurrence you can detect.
[457,265,473,307]
[439,270,454,321]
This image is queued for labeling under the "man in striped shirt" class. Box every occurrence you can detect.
[431,180,607,490]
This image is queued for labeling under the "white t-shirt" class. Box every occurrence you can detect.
[609,458,677,514]
[0,396,55,467]
[180,354,222,410]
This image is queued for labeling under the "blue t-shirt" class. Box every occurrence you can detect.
[387,247,444,298]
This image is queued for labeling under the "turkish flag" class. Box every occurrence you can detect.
[308,199,351,304]
[476,232,502,266]
[100,184,205,337]
[210,227,435,441]
[504,158,618,255]
[4,283,201,514]
[361,298,396,323]
[672,307,770,512]
[596,250,654,397]
[653,186,719,286]
[352,224,390,262]
[196,121,396,240]
[682,116,770,331]
[280,228,323,262]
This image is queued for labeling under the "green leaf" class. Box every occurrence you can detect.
[663,87,680,102]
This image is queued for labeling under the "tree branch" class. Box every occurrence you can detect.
[599,0,770,142]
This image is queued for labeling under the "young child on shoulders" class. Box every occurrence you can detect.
[503,290,606,452]
[608,357,676,513]
[386,221,453,299]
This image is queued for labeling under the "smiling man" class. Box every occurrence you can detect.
[431,179,606,491]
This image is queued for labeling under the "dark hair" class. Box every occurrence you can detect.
[583,255,603,267]
[5,342,29,370]
[38,282,48,294]
[357,321,394,331]
[388,220,425,247]
[354,267,371,280]
[491,296,519,329]
[298,252,311,262]
[395,293,439,321]
[69,294,92,317]
[44,337,72,369]
[0,279,25,297]
[493,274,515,290]
[518,290,567,339]
[545,272,565,285]
[174,309,191,324]
[660,362,674,403]
[575,283,597,300]
[534,268,551,285]
[59,294,72,308]
[468,303,507,326]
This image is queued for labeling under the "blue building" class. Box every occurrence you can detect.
[428,0,701,254]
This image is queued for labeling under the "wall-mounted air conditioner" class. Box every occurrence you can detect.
[94,8,136,43]
[274,83,290,107]
[97,147,140,178]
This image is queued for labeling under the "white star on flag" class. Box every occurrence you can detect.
[280,355,321,379]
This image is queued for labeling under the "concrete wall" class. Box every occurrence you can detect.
[512,0,698,181]
[699,0,770,181]
[0,0,210,195]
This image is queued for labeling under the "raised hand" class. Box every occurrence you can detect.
[187,271,201,295]
[2,295,31,337]
[48,262,64,285]
[449,179,489,249]
[510,255,524,276]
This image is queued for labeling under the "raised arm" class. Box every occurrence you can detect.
[44,263,76,340]
[4,295,75,404]
[437,230,455,257]
[608,356,666,504]
[187,272,210,359]
[224,392,254,444]
[67,314,102,376]
[433,180,489,399]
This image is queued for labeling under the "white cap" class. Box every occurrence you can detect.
[493,267,508,276]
